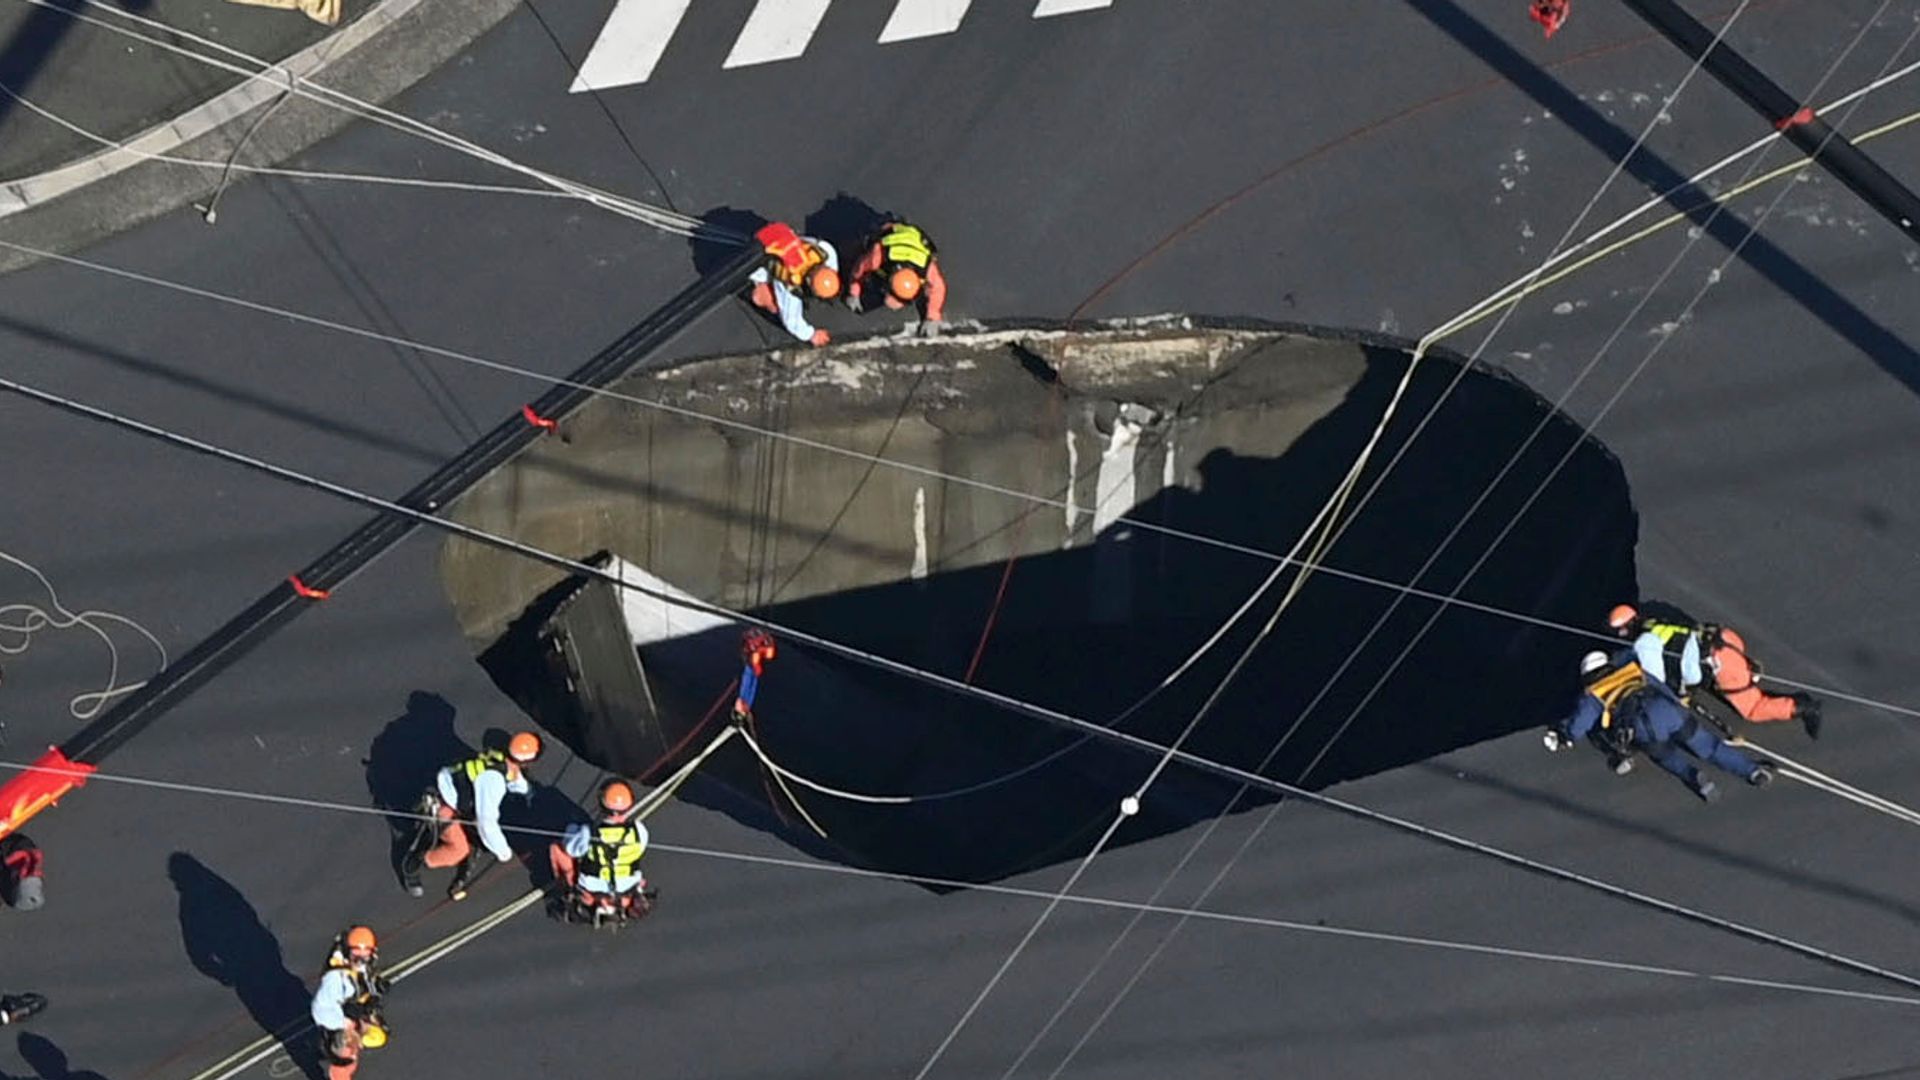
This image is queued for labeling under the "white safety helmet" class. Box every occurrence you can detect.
[1579,650,1610,676]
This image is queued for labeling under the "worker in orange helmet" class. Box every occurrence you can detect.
[750,221,840,346]
[1608,603,1822,738]
[549,779,654,926]
[847,221,947,331]
[399,731,543,900]
[312,925,390,1080]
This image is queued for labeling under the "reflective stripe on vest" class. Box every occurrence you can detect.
[579,821,645,881]
[879,223,933,271]
[449,749,507,808]
[756,222,823,289]
[1586,662,1648,730]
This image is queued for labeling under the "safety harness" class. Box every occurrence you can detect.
[1586,661,1652,755]
[756,222,825,290]
[578,819,646,885]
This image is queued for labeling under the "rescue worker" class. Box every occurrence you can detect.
[0,992,45,1025]
[399,731,542,900]
[1546,650,1774,802]
[846,221,947,328]
[311,926,388,1080]
[1608,603,1822,738]
[735,627,776,722]
[750,221,841,346]
[549,780,653,924]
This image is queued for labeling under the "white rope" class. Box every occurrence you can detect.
[1737,736,1920,829]
[12,370,1920,1003]
[11,0,725,241]
[178,725,737,1080]
[736,726,911,805]
[0,229,1916,726]
[5,748,1913,1034]
[0,81,576,201]
[1035,14,1920,1074]
[0,547,167,720]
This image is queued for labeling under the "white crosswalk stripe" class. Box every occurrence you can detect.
[571,0,693,94]
[571,0,1118,93]
[723,0,835,70]
[878,0,974,44]
[1033,0,1113,15]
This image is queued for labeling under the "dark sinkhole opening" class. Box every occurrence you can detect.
[442,318,1638,886]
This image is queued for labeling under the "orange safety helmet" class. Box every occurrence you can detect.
[888,267,923,303]
[344,925,377,956]
[508,731,543,763]
[1606,604,1639,631]
[600,780,635,813]
[807,265,841,301]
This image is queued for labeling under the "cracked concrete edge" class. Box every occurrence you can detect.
[0,0,526,275]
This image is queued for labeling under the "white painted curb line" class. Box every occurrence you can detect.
[0,0,428,218]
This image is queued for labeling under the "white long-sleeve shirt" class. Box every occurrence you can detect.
[436,764,528,862]
[748,238,838,342]
[311,968,362,1032]
[1633,628,1703,690]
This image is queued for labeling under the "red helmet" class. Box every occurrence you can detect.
[508,731,543,763]
[1606,604,1638,631]
[601,781,635,813]
[742,628,776,665]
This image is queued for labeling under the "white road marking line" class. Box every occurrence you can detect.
[878,0,973,43]
[723,0,835,69]
[570,0,694,92]
[1033,0,1112,16]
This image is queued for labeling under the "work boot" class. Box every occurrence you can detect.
[0,993,46,1025]
[1692,778,1720,804]
[1749,763,1776,788]
[1794,693,1824,741]
[448,859,474,902]
[398,850,425,898]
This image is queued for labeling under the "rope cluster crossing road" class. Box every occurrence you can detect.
[179,727,737,1080]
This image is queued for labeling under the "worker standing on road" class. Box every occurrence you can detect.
[847,221,947,329]
[1546,650,1774,802]
[1609,603,1822,738]
[549,780,654,924]
[312,926,389,1080]
[750,221,841,346]
[399,732,542,900]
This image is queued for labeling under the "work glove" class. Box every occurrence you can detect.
[1542,730,1570,753]
[917,319,943,339]
[809,329,831,347]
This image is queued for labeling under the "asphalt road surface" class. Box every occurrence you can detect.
[4,1,1920,1077]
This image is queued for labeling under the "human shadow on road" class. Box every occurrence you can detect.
[802,192,890,265]
[364,691,471,880]
[167,854,320,1079]
[689,206,768,277]
[1404,0,1920,399]
[12,1033,108,1080]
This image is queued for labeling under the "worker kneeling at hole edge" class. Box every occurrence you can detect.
[846,220,947,332]
[1545,650,1774,803]
[549,779,656,928]
[399,731,542,900]
[312,925,390,1080]
[1608,603,1822,739]
[750,221,840,346]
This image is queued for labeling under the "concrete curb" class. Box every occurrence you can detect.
[0,0,525,274]
[0,0,427,218]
